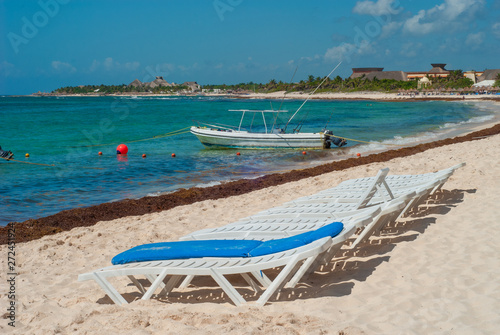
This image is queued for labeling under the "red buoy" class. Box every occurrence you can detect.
[236,152,241,156]
[171,153,176,157]
[357,153,361,157]
[116,144,128,155]
[98,151,102,156]
[142,154,146,158]
[302,151,307,155]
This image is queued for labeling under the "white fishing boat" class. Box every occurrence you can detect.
[190,62,346,150]
[190,109,345,149]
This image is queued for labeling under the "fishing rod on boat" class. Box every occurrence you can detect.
[272,66,299,131]
[278,66,298,111]
[283,61,342,132]
[322,110,335,132]
[293,111,309,133]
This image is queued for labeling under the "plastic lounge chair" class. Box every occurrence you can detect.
[337,163,465,189]
[348,194,414,248]
[226,205,380,227]
[180,206,380,241]
[249,168,392,219]
[79,222,354,307]
[296,171,449,210]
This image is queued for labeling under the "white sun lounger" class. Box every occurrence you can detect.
[247,168,392,220]
[336,163,465,189]
[79,222,355,307]
[180,206,380,241]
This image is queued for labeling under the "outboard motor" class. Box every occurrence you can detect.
[0,146,13,159]
[323,130,347,149]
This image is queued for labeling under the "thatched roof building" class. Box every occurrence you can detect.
[428,63,449,74]
[349,67,407,81]
[350,68,384,79]
[477,69,500,82]
[364,71,407,81]
[183,81,201,92]
[128,79,142,87]
[130,76,173,89]
[152,76,171,87]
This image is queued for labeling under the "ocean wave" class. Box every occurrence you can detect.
[342,132,439,155]
[440,115,495,129]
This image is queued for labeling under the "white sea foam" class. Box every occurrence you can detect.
[440,115,495,129]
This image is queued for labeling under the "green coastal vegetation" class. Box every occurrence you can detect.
[50,70,498,95]
[53,84,189,95]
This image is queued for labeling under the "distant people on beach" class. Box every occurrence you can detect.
[0,146,13,160]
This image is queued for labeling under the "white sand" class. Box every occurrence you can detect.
[239,91,499,101]
[2,132,499,334]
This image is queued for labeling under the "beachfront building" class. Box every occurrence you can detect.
[183,81,201,92]
[350,64,499,85]
[463,71,484,84]
[350,68,407,81]
[406,63,450,80]
[350,64,452,81]
[417,76,432,89]
[477,69,500,82]
[128,76,174,89]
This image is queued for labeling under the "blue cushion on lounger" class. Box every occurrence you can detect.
[111,222,344,265]
[112,239,262,265]
[248,222,344,257]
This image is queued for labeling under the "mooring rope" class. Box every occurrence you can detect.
[0,156,56,167]
[72,126,192,148]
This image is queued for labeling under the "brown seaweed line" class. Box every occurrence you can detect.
[2,123,499,245]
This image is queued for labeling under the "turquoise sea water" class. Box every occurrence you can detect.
[0,96,498,226]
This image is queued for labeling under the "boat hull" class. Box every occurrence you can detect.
[190,126,325,149]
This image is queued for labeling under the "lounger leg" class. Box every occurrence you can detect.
[250,271,272,287]
[158,275,184,297]
[297,243,344,284]
[142,269,169,301]
[128,275,146,294]
[210,270,247,306]
[93,273,128,305]
[178,275,194,289]
[256,255,300,306]
[145,274,166,290]
[241,273,262,293]
[286,255,318,288]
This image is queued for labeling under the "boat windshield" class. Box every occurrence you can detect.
[228,110,289,133]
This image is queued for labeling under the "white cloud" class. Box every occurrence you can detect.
[352,0,402,16]
[465,32,484,48]
[124,62,140,71]
[0,61,15,76]
[324,40,375,62]
[493,22,500,38]
[103,57,114,70]
[89,58,141,72]
[381,21,403,38]
[89,59,101,72]
[403,0,485,35]
[51,60,76,73]
[399,42,423,58]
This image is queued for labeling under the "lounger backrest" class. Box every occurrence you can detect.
[355,168,393,209]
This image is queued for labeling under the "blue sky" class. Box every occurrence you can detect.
[1,0,500,94]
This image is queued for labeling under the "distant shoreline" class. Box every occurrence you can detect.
[25,91,500,102]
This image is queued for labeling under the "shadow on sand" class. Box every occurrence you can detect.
[95,188,475,306]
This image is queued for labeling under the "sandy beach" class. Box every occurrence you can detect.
[1,119,499,334]
[237,91,500,101]
[37,90,500,102]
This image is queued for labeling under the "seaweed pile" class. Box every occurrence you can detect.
[2,123,499,245]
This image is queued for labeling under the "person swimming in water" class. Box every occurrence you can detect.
[0,146,13,160]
